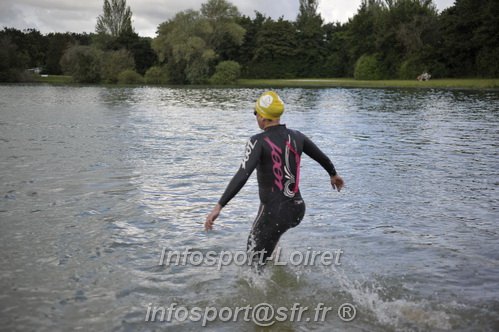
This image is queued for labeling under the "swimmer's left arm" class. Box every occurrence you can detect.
[302,135,337,177]
[302,134,344,192]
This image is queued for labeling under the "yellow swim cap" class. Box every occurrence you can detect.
[254,91,284,120]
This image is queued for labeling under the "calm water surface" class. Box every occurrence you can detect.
[0,84,498,331]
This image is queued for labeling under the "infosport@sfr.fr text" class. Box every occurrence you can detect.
[145,302,357,327]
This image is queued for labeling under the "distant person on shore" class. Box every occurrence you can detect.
[204,91,344,272]
[417,72,431,81]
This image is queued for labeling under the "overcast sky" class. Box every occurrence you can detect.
[0,0,456,38]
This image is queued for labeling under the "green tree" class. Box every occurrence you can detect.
[96,0,133,37]
[374,0,438,76]
[322,22,350,77]
[94,0,137,54]
[338,0,442,78]
[45,33,77,74]
[94,0,155,77]
[295,0,325,77]
[227,12,266,77]
[0,28,48,69]
[153,9,210,83]
[128,37,157,75]
[0,35,27,82]
[152,0,245,84]
[201,0,245,49]
[249,18,299,78]
[60,45,101,83]
[253,18,297,62]
[22,29,48,68]
[99,48,135,83]
[342,1,381,64]
[439,0,499,77]
[72,32,94,46]
[0,28,48,81]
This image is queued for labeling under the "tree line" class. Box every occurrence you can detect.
[1,0,497,84]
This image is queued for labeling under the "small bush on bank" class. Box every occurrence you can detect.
[354,54,387,80]
[144,66,170,84]
[117,70,144,84]
[210,61,241,85]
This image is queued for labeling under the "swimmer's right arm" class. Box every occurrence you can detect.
[205,204,223,231]
[331,174,344,192]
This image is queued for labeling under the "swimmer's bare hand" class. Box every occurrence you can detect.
[205,204,222,231]
[331,174,344,192]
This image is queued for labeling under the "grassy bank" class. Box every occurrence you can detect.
[32,75,499,89]
[35,75,73,83]
[238,78,499,89]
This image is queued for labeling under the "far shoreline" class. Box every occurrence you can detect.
[31,76,499,90]
[237,78,499,90]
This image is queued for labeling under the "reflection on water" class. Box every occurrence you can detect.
[0,84,498,331]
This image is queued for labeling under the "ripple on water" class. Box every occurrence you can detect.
[0,85,498,331]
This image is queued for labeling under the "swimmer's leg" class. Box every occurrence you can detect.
[246,199,305,272]
[247,205,279,272]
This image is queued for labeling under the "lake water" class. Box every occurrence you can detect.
[0,84,498,331]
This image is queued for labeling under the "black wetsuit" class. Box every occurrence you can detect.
[218,124,337,268]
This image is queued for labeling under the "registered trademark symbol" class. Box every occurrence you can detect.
[338,303,356,321]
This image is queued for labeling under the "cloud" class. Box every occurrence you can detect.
[0,2,31,30]
[0,0,101,33]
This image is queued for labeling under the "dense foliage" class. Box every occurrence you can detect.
[152,0,245,84]
[1,0,497,83]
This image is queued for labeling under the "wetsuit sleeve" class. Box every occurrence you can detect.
[218,138,261,207]
[302,135,337,177]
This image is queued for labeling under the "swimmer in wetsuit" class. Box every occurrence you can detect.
[205,91,344,270]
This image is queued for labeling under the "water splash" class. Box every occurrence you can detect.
[326,265,453,330]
